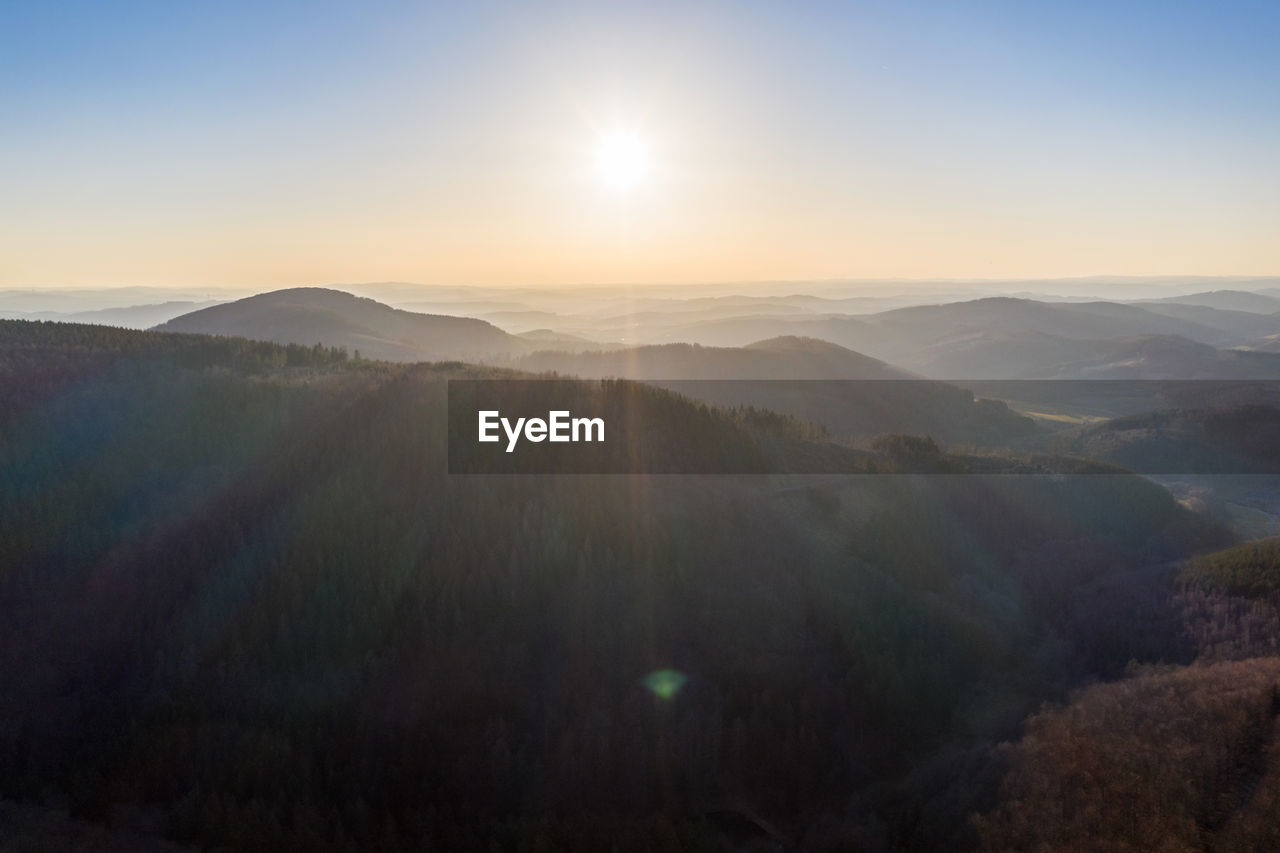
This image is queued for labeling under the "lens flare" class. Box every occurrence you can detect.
[643,669,687,700]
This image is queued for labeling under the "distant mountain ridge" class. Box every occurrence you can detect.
[1134,289,1280,314]
[156,287,531,361]
[863,297,1233,345]
[0,300,223,329]
[910,332,1280,380]
[150,287,1280,378]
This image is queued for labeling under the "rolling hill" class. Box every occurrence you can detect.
[861,297,1246,349]
[1137,289,1280,314]
[911,333,1280,380]
[1178,537,1280,597]
[1049,402,1280,473]
[156,287,531,361]
[627,297,1278,376]
[107,284,1280,384]
[520,335,911,380]
[519,337,1039,447]
[1129,302,1280,339]
[0,300,224,329]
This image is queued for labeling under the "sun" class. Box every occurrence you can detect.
[594,132,649,190]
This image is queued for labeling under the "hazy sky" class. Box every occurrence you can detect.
[3,0,1277,288]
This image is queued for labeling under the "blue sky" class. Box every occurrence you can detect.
[2,0,1277,286]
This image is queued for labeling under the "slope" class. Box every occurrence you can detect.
[156,287,530,361]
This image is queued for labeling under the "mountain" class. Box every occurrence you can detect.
[514,328,610,351]
[850,295,1280,378]
[898,328,1089,378]
[0,300,224,329]
[1130,302,1280,340]
[921,333,1280,380]
[641,298,1270,375]
[473,309,573,332]
[1053,336,1280,379]
[142,289,1280,379]
[1137,290,1280,314]
[520,335,910,380]
[863,297,1234,346]
[518,337,1040,447]
[746,334,911,371]
[1050,402,1280,473]
[648,313,899,351]
[156,287,531,361]
[864,329,1280,380]
[0,286,246,314]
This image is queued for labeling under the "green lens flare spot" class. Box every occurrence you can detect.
[643,669,688,700]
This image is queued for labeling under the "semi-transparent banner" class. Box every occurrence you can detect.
[447,379,1280,474]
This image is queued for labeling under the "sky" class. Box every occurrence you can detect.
[2,0,1278,288]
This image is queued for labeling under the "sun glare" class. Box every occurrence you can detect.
[594,132,648,190]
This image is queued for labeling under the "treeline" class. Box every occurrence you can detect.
[975,531,1280,851]
[1179,536,1280,597]
[976,659,1280,852]
[0,317,353,370]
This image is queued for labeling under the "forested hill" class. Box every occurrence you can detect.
[0,320,1231,851]
[518,336,911,380]
[0,319,872,476]
[154,287,532,362]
